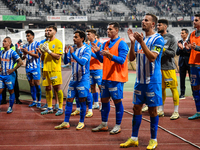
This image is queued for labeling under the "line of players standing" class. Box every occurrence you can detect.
[0,13,200,149]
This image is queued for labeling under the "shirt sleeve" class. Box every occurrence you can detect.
[162,36,176,57]
[56,40,63,55]
[12,51,20,63]
[151,37,165,54]
[71,47,91,66]
[63,52,71,64]
[111,40,129,65]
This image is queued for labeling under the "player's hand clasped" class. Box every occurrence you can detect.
[91,43,100,52]
[65,45,74,54]
[101,47,113,60]
[40,43,52,54]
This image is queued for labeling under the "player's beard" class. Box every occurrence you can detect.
[158,29,164,33]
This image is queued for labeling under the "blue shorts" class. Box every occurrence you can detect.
[133,83,162,107]
[190,67,200,86]
[90,69,102,86]
[0,73,16,90]
[101,80,124,100]
[67,80,90,98]
[26,68,41,81]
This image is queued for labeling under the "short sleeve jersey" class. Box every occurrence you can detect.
[43,38,63,72]
[134,33,165,84]
[0,49,20,75]
[23,41,40,71]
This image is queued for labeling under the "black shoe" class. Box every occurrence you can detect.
[16,100,22,104]
[179,95,185,99]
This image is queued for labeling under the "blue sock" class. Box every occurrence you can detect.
[93,92,98,103]
[30,86,36,101]
[75,97,80,108]
[115,101,124,125]
[195,90,200,112]
[101,102,110,122]
[79,101,86,122]
[64,101,73,122]
[87,92,93,109]
[9,93,15,108]
[0,94,2,105]
[35,85,41,102]
[150,116,159,139]
[132,115,142,137]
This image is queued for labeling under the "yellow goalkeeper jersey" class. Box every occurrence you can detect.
[43,38,63,72]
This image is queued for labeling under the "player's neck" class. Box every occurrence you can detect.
[145,30,155,36]
[182,37,187,41]
[49,36,56,41]
[90,38,95,43]
[4,47,10,51]
[110,35,118,41]
[28,40,33,44]
[77,43,83,48]
[160,30,167,36]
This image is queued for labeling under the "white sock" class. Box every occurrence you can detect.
[102,121,107,126]
[131,137,138,141]
[151,139,157,142]
[94,102,99,105]
[158,105,164,111]
[114,124,120,128]
[174,105,179,112]
[76,108,80,111]
[88,109,92,112]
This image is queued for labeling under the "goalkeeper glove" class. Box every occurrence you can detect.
[42,43,52,54]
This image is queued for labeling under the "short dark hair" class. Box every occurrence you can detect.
[158,19,169,26]
[48,25,57,32]
[146,13,158,26]
[74,30,86,42]
[194,13,200,18]
[108,22,120,30]
[182,28,189,34]
[25,30,34,36]
[5,36,12,43]
[86,29,96,35]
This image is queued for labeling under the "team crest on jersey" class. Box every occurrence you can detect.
[52,45,55,49]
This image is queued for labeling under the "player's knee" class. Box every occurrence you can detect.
[148,107,157,117]
[133,104,142,115]
[67,98,74,103]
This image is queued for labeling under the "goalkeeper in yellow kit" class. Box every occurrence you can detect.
[39,25,64,116]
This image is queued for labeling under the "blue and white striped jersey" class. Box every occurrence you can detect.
[67,44,91,81]
[134,33,165,84]
[23,41,40,70]
[0,49,20,75]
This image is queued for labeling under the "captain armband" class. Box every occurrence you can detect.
[151,46,162,53]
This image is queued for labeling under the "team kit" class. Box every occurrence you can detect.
[1,13,200,150]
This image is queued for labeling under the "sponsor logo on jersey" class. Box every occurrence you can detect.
[165,78,173,82]
[146,92,155,97]
[134,90,141,95]
[109,87,117,92]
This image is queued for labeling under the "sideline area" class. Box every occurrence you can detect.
[0,72,198,150]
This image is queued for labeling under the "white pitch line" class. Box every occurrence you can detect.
[110,105,200,149]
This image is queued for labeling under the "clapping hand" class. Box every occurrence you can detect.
[91,42,100,52]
